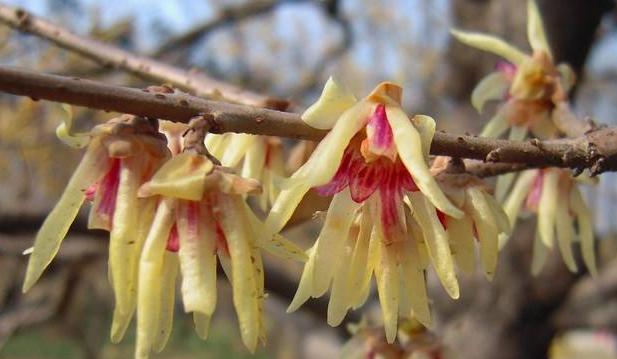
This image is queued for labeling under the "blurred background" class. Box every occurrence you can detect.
[2,0,617,358]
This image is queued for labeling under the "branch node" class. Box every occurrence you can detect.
[485,148,501,163]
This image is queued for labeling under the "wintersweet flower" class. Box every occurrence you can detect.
[22,115,170,343]
[451,0,575,141]
[275,79,465,343]
[501,168,597,276]
[135,119,306,357]
[430,157,511,280]
[206,133,285,210]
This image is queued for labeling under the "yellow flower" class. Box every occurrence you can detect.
[451,0,575,140]
[136,135,306,356]
[501,168,597,275]
[206,134,285,210]
[276,79,466,343]
[22,115,170,344]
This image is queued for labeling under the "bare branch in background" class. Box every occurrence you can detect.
[0,3,289,110]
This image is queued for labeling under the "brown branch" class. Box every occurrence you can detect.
[0,3,289,110]
[1,66,617,175]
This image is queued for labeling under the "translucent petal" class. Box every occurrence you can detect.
[217,195,260,353]
[538,170,559,248]
[450,29,528,65]
[55,104,90,148]
[264,180,312,236]
[193,312,211,340]
[136,198,176,358]
[466,187,499,280]
[374,241,399,344]
[287,246,317,313]
[527,0,553,58]
[570,186,597,276]
[501,170,536,248]
[177,201,217,316]
[138,152,213,201]
[531,230,548,275]
[446,216,476,274]
[409,192,459,299]
[483,191,512,235]
[23,143,108,292]
[153,252,179,353]
[221,134,257,167]
[205,133,231,159]
[411,114,435,163]
[241,137,266,180]
[313,189,361,296]
[555,192,578,272]
[302,76,358,130]
[109,157,143,342]
[327,233,355,326]
[480,110,509,138]
[387,107,463,219]
[472,72,510,114]
[351,210,381,309]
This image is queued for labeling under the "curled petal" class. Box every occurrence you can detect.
[23,143,108,292]
[205,133,231,159]
[411,114,435,163]
[387,107,463,219]
[450,29,528,65]
[409,192,459,299]
[302,76,357,130]
[472,72,510,114]
[538,170,559,248]
[527,0,553,59]
[570,186,597,276]
[55,104,90,148]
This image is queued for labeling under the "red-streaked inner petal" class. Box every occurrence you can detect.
[166,223,180,252]
[365,104,397,160]
[314,146,356,196]
[349,159,384,203]
[436,209,448,230]
[97,158,121,223]
[396,161,418,192]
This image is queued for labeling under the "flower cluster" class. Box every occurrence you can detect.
[23,115,305,358]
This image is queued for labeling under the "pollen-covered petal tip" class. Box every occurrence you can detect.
[450,29,527,65]
[302,76,357,130]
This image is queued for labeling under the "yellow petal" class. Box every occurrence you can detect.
[55,104,90,148]
[538,170,559,248]
[375,241,400,344]
[500,170,536,248]
[153,251,179,353]
[287,246,318,313]
[480,110,509,138]
[387,107,463,219]
[570,186,597,276]
[205,133,231,159]
[483,191,511,235]
[23,143,108,292]
[411,115,435,163]
[409,192,459,298]
[554,198,577,272]
[531,230,548,275]
[264,180,312,236]
[447,216,476,274]
[472,72,510,114]
[193,312,211,340]
[136,198,176,358]
[400,239,431,327]
[176,201,217,316]
[313,188,361,296]
[527,0,552,59]
[557,64,576,93]
[450,29,528,65]
[302,76,357,130]
[109,157,145,342]
[466,187,499,280]
[221,134,257,167]
[217,195,260,353]
[327,233,355,326]
[241,137,266,180]
[347,211,373,309]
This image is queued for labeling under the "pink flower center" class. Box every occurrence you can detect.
[166,224,180,252]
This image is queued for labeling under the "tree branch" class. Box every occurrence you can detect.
[0,3,289,110]
[1,66,616,175]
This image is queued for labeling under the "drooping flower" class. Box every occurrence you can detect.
[274,79,466,343]
[451,0,576,141]
[135,118,306,357]
[22,115,170,343]
[501,168,597,275]
[206,133,285,210]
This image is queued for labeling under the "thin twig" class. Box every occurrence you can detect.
[0,3,289,110]
[1,66,616,175]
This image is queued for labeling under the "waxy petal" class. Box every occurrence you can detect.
[327,232,356,326]
[555,191,578,272]
[411,115,435,163]
[136,198,176,358]
[527,0,553,59]
[466,187,499,280]
[221,134,258,167]
[447,216,476,274]
[193,313,211,340]
[472,72,510,114]
[387,107,464,219]
[347,211,374,309]
[241,137,266,181]
[55,104,90,148]
[538,170,559,248]
[402,210,432,326]
[409,192,459,299]
[374,240,400,344]
[153,252,179,353]
[570,186,597,276]
[23,143,108,292]
[365,104,397,161]
[450,29,528,65]
[287,246,318,313]
[138,153,214,201]
[176,201,217,316]
[302,77,358,130]
[501,170,536,248]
